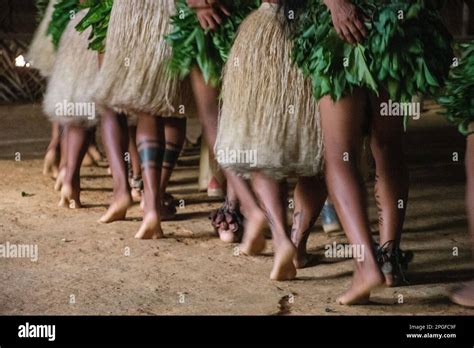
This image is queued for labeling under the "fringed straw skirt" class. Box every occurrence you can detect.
[43,10,99,128]
[26,0,58,78]
[215,2,324,181]
[93,0,193,117]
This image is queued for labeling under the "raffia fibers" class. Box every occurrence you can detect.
[26,0,58,78]
[215,2,324,180]
[43,10,99,127]
[93,0,193,117]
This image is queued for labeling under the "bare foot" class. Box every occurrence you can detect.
[239,212,267,256]
[54,168,66,192]
[87,144,103,162]
[135,212,164,240]
[449,281,474,308]
[58,184,82,209]
[43,149,59,179]
[337,262,384,305]
[270,240,297,281]
[99,194,132,223]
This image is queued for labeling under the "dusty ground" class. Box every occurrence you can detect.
[0,103,473,316]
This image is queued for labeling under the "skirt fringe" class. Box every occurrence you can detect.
[43,10,99,127]
[215,3,324,180]
[26,0,58,78]
[93,0,193,117]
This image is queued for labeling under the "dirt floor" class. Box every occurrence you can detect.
[0,103,473,315]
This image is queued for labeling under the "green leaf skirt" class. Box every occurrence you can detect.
[47,0,81,49]
[292,0,454,102]
[75,0,114,53]
[438,41,474,136]
[166,0,260,87]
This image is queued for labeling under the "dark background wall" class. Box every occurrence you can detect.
[0,0,36,39]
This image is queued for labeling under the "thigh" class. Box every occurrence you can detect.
[319,89,368,159]
[369,92,405,148]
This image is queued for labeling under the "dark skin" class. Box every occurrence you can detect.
[54,125,68,192]
[160,117,187,218]
[43,122,60,178]
[250,172,297,280]
[58,125,93,209]
[291,176,328,269]
[319,0,409,304]
[98,108,133,223]
[190,0,327,276]
[135,114,165,239]
[323,0,367,44]
[57,0,99,208]
[97,53,133,224]
[128,125,142,200]
[187,0,267,245]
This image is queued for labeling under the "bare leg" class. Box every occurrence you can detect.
[251,172,296,281]
[87,126,103,162]
[291,176,327,269]
[450,133,474,307]
[128,126,141,178]
[135,113,164,239]
[54,125,68,191]
[128,125,142,201]
[320,90,384,305]
[369,93,409,286]
[161,117,186,219]
[98,109,133,223]
[43,122,60,178]
[59,126,91,208]
[190,67,266,246]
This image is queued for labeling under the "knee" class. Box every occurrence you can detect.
[324,144,359,170]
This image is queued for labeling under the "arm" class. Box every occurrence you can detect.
[186,0,230,31]
[323,0,367,45]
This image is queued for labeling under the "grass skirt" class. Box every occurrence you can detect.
[43,10,99,127]
[167,0,260,87]
[215,3,324,180]
[26,0,58,77]
[93,0,192,117]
